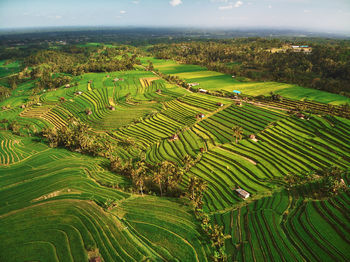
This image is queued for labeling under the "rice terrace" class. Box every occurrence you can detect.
[1,1,350,261]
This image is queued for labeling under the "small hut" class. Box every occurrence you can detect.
[109,105,115,111]
[235,188,250,199]
[65,84,70,88]
[60,97,65,102]
[106,75,110,78]
[249,134,258,142]
[75,91,83,95]
[170,134,179,141]
[113,78,119,82]
[199,88,208,93]
[86,109,92,115]
[1,106,6,110]
[89,257,101,262]
[200,147,205,153]
[188,83,199,87]
[235,102,242,106]
[156,89,162,94]
[197,113,205,119]
[296,113,305,119]
[88,80,92,83]
[20,104,26,109]
[217,102,224,107]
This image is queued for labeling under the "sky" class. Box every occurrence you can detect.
[0,0,350,33]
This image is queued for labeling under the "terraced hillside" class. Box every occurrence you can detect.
[0,135,210,262]
[1,55,349,261]
[213,189,350,262]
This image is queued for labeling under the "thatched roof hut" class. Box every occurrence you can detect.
[296,113,305,119]
[249,134,258,142]
[171,134,179,141]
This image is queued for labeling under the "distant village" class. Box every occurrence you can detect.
[269,44,312,54]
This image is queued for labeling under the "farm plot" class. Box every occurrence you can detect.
[212,190,350,261]
[0,133,210,262]
[197,102,287,144]
[184,114,350,212]
[114,196,211,262]
[112,98,206,148]
[0,131,47,165]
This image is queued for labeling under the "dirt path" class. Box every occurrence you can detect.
[217,145,257,165]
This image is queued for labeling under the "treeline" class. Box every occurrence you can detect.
[110,157,185,197]
[283,166,349,199]
[148,38,350,96]
[24,45,139,76]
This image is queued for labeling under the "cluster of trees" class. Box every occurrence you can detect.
[41,120,114,157]
[0,86,11,102]
[110,155,199,197]
[185,176,229,261]
[31,67,72,93]
[24,46,138,79]
[283,166,349,199]
[149,38,350,96]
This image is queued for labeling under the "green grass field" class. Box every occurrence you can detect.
[142,57,350,105]
[0,60,21,78]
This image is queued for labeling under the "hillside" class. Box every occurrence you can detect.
[0,45,350,262]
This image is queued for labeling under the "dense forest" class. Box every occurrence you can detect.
[149,38,350,96]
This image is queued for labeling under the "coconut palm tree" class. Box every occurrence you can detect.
[183,155,195,172]
[232,126,243,144]
[131,161,148,196]
[153,166,165,196]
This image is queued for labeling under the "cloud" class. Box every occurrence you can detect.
[169,0,182,7]
[234,1,243,8]
[46,15,62,19]
[132,1,139,4]
[218,1,243,10]
[268,4,272,9]
[120,10,127,14]
[219,5,233,10]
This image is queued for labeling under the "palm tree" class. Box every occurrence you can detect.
[110,156,123,172]
[153,166,164,196]
[187,176,207,209]
[131,161,148,196]
[232,126,243,144]
[183,155,195,172]
[188,176,200,201]
[210,225,225,248]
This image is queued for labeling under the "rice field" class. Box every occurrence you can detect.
[143,57,350,105]
[1,56,349,261]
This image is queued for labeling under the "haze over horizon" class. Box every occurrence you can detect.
[0,0,350,34]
